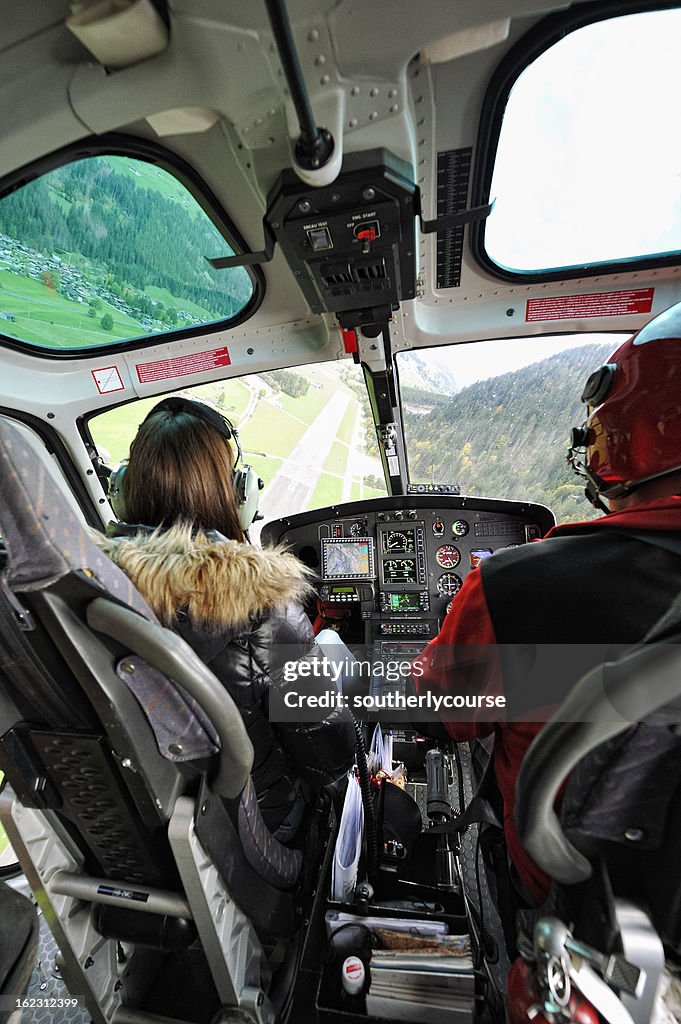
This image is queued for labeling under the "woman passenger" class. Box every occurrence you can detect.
[97,396,355,842]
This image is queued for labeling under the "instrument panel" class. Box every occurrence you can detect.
[262,495,554,647]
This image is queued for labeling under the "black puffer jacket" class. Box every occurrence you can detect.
[96,524,355,838]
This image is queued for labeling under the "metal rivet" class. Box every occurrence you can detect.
[120,661,135,674]
[624,828,645,842]
[47,412,55,419]
[168,743,183,756]
[362,187,376,201]
[298,199,312,213]
[247,347,254,355]
[506,308,515,317]
[351,86,360,96]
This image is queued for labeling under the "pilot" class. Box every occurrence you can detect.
[96,396,355,843]
[413,301,681,903]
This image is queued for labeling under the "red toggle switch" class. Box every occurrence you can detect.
[356,227,377,242]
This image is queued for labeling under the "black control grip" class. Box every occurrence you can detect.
[426,749,451,819]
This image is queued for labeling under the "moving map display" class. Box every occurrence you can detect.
[322,538,375,579]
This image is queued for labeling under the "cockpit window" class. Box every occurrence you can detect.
[480,8,681,277]
[89,360,387,537]
[0,154,254,352]
[398,336,625,524]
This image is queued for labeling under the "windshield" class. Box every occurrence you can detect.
[398,335,624,524]
[89,360,387,537]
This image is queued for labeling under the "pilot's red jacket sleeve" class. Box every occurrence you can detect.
[411,566,502,740]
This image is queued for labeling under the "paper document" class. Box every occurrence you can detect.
[370,724,394,774]
[330,773,364,903]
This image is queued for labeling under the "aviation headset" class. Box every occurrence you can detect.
[108,396,262,530]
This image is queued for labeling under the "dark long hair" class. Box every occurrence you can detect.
[123,406,245,541]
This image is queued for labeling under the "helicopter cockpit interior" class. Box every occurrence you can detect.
[2,2,681,1023]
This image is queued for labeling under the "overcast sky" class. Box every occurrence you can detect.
[486,8,681,270]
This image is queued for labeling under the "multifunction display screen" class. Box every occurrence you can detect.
[386,592,422,612]
[381,529,416,554]
[321,537,376,579]
[382,558,418,584]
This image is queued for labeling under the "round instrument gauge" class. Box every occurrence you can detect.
[437,573,463,598]
[451,519,469,537]
[349,521,365,536]
[435,544,461,569]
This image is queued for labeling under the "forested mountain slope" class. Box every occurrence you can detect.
[404,342,614,523]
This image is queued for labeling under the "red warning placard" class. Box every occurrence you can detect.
[136,346,231,383]
[526,287,654,322]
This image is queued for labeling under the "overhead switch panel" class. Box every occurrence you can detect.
[266,150,417,330]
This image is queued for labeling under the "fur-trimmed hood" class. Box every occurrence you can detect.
[93,523,314,630]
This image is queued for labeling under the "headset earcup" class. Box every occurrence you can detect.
[233,465,262,529]
[108,461,129,521]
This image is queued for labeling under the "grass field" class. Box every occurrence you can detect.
[311,472,344,508]
[239,399,308,459]
[0,266,144,348]
[337,403,358,446]
[145,284,213,320]
[323,440,349,477]
[187,380,252,426]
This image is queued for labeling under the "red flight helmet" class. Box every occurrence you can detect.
[569,302,681,508]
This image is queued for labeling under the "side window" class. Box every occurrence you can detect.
[0,154,254,352]
[480,8,681,275]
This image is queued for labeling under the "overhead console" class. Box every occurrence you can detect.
[267,149,417,335]
[262,494,554,652]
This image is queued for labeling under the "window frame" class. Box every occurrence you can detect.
[0,133,264,359]
[469,0,681,283]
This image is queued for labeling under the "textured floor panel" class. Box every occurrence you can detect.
[9,878,91,1024]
